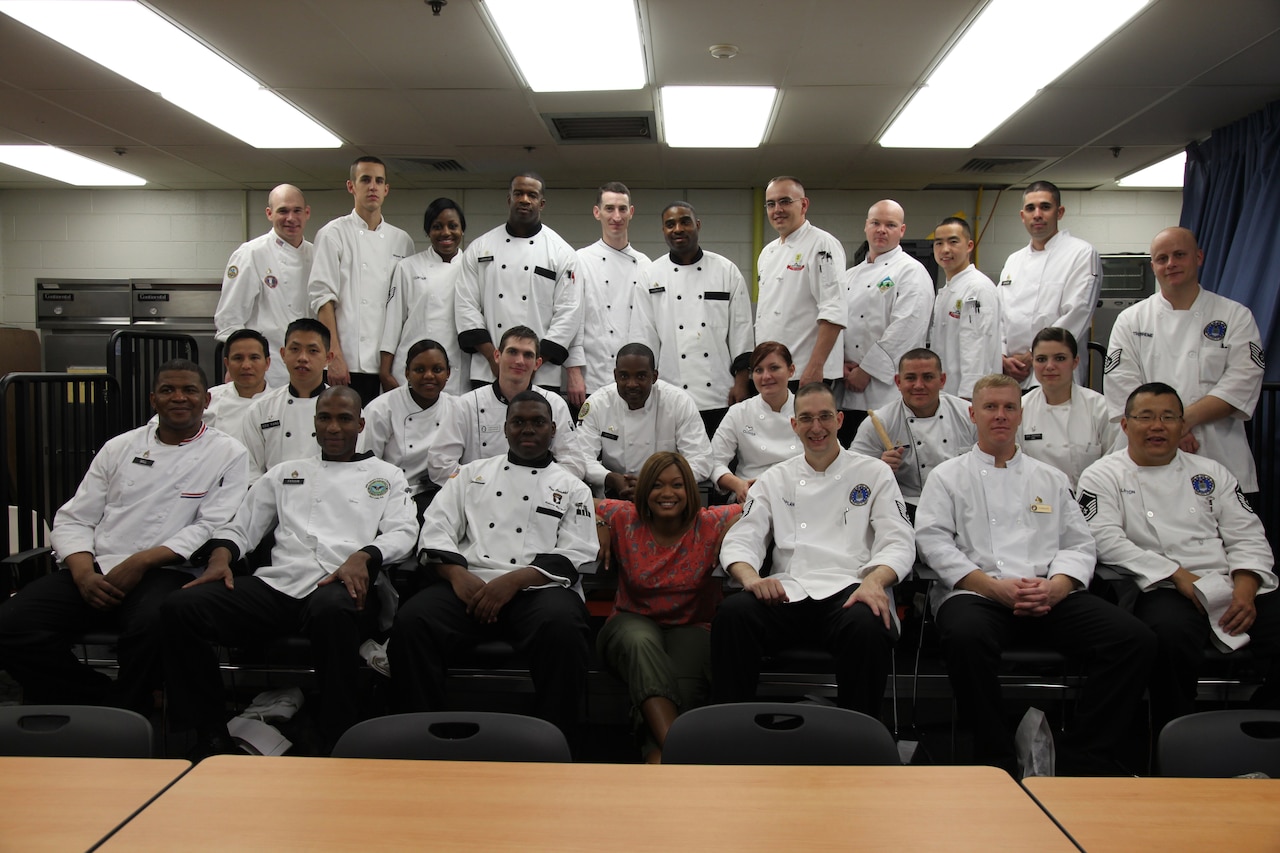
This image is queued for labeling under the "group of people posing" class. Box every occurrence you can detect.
[0,160,1273,775]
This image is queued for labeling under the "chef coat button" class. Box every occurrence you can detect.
[522,295,527,301]
[516,528,522,533]
[504,466,510,471]
[835,474,841,480]
[681,354,686,359]
[311,432,316,437]
[758,414,765,420]
[481,442,487,447]
[991,518,997,524]
[408,444,413,449]
[800,523,807,529]
[510,559,518,564]
[997,560,1005,567]
[523,495,530,501]
[683,384,688,389]
[759,444,767,451]
[501,264,507,269]
[679,325,684,329]
[1189,507,1196,513]
[790,445,796,450]
[799,479,806,486]
[703,353,709,358]
[524,266,529,271]
[287,399,293,405]
[980,470,987,476]
[489,522,495,528]
[496,491,502,497]
[908,418,915,423]
[917,441,922,446]
[285,431,292,437]
[1147,511,1154,517]
[706,382,712,387]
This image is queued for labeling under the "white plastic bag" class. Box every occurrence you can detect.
[1015,706,1055,778]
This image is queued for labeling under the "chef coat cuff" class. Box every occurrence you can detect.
[203,538,241,565]
[458,328,492,353]
[358,546,383,581]
[422,548,467,571]
[531,553,577,586]
[540,340,569,365]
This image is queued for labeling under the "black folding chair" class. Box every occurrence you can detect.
[0,704,153,758]
[106,329,198,430]
[1158,710,1280,777]
[0,372,122,592]
[663,702,901,765]
[331,711,571,762]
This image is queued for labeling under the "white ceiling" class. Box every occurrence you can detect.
[0,0,1277,191]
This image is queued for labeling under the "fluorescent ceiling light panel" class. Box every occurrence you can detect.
[1117,151,1186,188]
[0,146,146,186]
[0,0,341,148]
[486,0,645,92]
[881,0,1150,148]
[661,86,777,148]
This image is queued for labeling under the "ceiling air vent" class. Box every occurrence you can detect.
[542,112,657,144]
[958,157,1044,173]
[387,157,467,174]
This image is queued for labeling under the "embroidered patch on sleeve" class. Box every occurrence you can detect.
[1104,349,1121,375]
[1250,341,1265,369]
[1078,489,1098,522]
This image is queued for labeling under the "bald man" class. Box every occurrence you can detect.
[838,199,933,443]
[1104,226,1265,493]
[215,184,315,389]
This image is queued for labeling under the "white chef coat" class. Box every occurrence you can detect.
[380,246,467,396]
[214,230,314,389]
[719,449,916,603]
[997,230,1101,387]
[426,383,585,486]
[709,392,800,485]
[755,221,847,380]
[202,381,264,445]
[915,447,1096,610]
[359,385,457,496]
[454,223,580,387]
[240,383,326,485]
[51,423,248,575]
[213,453,417,600]
[307,211,416,375]
[629,250,755,412]
[928,265,1003,399]
[1020,385,1119,490]
[840,246,933,411]
[419,453,597,597]
[1078,449,1275,594]
[849,393,975,503]
[565,240,651,395]
[574,379,711,488]
[1103,287,1263,491]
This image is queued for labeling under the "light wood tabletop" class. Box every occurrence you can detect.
[101,756,1076,851]
[0,756,190,853]
[1024,776,1280,853]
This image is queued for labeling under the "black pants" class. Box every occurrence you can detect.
[699,407,729,441]
[1135,586,1280,730]
[388,581,590,733]
[346,372,382,407]
[936,592,1156,773]
[161,575,380,743]
[0,567,189,714]
[710,582,895,715]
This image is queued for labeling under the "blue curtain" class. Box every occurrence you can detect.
[1181,99,1280,380]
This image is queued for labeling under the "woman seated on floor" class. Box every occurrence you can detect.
[594,451,740,762]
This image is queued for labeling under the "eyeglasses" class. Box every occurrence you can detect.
[795,412,837,425]
[1126,413,1183,425]
[764,197,800,211]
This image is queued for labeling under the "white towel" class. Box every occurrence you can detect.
[1193,573,1251,653]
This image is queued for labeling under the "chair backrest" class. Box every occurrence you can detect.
[0,705,153,758]
[332,712,571,762]
[0,373,121,588]
[106,329,198,430]
[1158,710,1280,777]
[663,702,901,765]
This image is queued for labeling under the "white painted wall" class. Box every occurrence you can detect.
[0,185,1182,329]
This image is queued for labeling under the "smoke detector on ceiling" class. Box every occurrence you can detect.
[708,44,739,60]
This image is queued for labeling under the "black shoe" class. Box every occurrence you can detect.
[187,733,244,762]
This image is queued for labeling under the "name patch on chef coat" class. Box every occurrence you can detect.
[1023,433,1043,441]
[648,286,666,294]
[601,431,619,441]
[534,266,555,280]
[1203,320,1227,341]
[1191,473,1215,496]
[366,478,390,498]
[131,456,154,467]
[261,420,281,430]
[704,291,730,301]
[478,256,494,263]
[849,484,871,506]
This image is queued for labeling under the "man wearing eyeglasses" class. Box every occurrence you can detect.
[1078,382,1278,730]
[711,383,915,715]
[755,176,846,390]
[915,373,1154,775]
[1103,226,1264,496]
[839,200,933,445]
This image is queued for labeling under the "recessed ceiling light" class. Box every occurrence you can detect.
[484,0,646,92]
[1117,151,1186,188]
[0,146,146,186]
[881,0,1151,149]
[0,0,341,149]
[661,86,777,148]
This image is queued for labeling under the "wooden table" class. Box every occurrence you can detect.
[0,756,189,853]
[1024,776,1280,853]
[102,757,1075,851]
